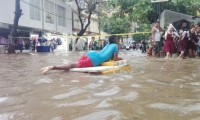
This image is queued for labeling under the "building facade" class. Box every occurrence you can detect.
[0,0,72,38]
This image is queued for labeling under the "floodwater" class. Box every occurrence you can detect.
[0,49,200,120]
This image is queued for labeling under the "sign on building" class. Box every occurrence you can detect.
[151,0,169,3]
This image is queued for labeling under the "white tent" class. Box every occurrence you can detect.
[160,10,200,28]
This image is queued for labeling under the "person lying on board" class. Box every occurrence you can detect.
[40,35,123,74]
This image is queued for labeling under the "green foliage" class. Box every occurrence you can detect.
[115,0,200,23]
[132,23,151,43]
[103,13,131,34]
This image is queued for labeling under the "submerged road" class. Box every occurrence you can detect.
[0,49,200,120]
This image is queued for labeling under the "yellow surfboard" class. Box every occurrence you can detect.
[100,60,127,66]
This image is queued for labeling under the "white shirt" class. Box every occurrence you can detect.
[154,27,160,41]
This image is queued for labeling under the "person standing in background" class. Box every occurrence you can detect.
[50,39,55,52]
[163,24,179,59]
[141,39,146,53]
[151,21,164,57]
[17,36,24,53]
[190,22,195,29]
[0,36,7,45]
[33,36,37,52]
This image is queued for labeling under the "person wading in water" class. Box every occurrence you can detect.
[151,21,164,57]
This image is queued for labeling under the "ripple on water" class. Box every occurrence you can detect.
[51,89,86,100]
[182,76,193,80]
[56,99,99,108]
[84,83,102,89]
[146,79,166,85]
[0,97,8,103]
[0,113,15,120]
[131,84,141,88]
[98,80,104,83]
[186,82,200,86]
[148,103,200,115]
[71,80,80,83]
[172,79,185,83]
[120,75,133,79]
[116,92,138,102]
[52,116,63,120]
[94,86,120,96]
[35,78,53,84]
[74,110,123,120]
[95,98,113,108]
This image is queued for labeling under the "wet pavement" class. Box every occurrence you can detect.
[0,49,200,120]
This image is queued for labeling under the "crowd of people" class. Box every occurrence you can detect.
[147,21,200,59]
[69,37,109,51]
[0,36,61,53]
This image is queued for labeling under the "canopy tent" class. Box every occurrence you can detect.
[159,10,200,28]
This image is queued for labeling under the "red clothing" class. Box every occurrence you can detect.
[78,55,93,68]
[163,34,176,53]
[177,33,188,53]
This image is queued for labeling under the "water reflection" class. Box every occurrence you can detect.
[0,50,200,119]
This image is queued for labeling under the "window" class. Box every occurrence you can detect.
[57,5,66,27]
[44,0,54,24]
[30,0,41,21]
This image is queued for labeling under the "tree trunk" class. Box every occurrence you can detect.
[8,0,22,53]
[73,0,99,51]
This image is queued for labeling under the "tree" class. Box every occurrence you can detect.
[8,0,23,53]
[63,0,110,51]
[113,0,200,24]
[132,23,151,43]
[63,0,101,43]
[103,13,132,34]
[74,0,99,39]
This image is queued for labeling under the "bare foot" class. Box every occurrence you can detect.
[40,67,46,72]
[40,66,53,74]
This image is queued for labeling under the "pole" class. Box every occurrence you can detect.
[107,11,110,34]
[159,2,161,21]
[157,2,161,21]
[158,2,161,57]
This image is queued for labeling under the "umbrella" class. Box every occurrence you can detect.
[38,31,43,43]
[172,19,191,31]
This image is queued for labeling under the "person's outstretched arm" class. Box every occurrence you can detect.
[112,53,123,61]
[151,28,156,43]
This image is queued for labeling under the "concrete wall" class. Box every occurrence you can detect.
[0,0,72,35]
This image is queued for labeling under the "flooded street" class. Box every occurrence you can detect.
[1,50,200,120]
